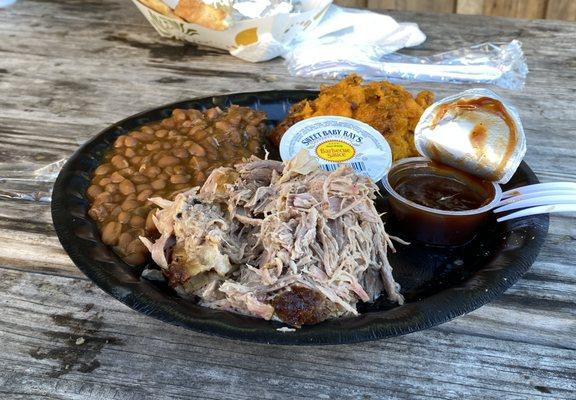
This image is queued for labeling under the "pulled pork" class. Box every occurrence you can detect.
[140,150,405,326]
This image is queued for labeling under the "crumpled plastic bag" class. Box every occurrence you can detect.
[0,159,66,202]
[233,4,425,62]
[281,6,527,90]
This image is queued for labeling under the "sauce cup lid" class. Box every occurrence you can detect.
[279,116,393,182]
[414,88,526,184]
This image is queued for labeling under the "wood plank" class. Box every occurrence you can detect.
[367,0,456,13]
[482,0,547,19]
[545,0,576,21]
[333,0,368,7]
[0,268,574,399]
[456,0,485,15]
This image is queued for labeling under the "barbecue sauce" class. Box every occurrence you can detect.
[394,174,488,211]
[384,158,499,246]
[429,96,518,180]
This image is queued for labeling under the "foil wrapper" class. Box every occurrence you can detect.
[414,89,526,184]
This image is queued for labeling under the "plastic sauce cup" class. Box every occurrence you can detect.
[382,157,502,246]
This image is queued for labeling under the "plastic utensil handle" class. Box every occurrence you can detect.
[497,204,576,222]
[493,195,576,213]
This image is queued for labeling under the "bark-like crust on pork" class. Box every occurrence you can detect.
[140,150,405,326]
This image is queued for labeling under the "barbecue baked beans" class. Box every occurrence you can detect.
[88,106,267,265]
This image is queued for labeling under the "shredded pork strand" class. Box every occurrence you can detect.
[140,150,405,326]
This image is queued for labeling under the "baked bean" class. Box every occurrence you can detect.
[170,174,191,184]
[132,131,154,142]
[125,148,136,158]
[94,163,113,176]
[173,165,186,174]
[105,183,118,194]
[94,191,113,204]
[130,156,143,166]
[151,151,167,163]
[130,215,145,228]
[118,166,133,175]
[98,177,112,187]
[142,165,161,178]
[119,180,136,195]
[110,205,123,217]
[138,189,154,202]
[87,185,103,199]
[164,166,175,175]
[102,221,122,245]
[161,118,176,128]
[131,174,148,184]
[172,148,189,159]
[146,209,157,232]
[136,183,150,192]
[141,126,154,135]
[188,142,206,157]
[121,198,139,211]
[151,179,167,190]
[157,155,180,168]
[146,141,162,151]
[124,136,138,147]
[88,205,108,222]
[117,211,130,224]
[111,155,129,169]
[155,129,168,138]
[162,142,172,150]
[114,136,126,148]
[167,129,178,138]
[205,108,221,119]
[172,109,187,121]
[157,173,169,180]
[186,109,202,119]
[110,171,125,183]
[118,231,133,248]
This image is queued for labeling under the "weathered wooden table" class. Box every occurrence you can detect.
[1,1,575,399]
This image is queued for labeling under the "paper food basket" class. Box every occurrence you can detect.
[131,0,332,62]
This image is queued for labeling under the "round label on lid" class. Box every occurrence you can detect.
[279,116,392,182]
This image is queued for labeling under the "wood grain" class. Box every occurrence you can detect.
[482,0,547,19]
[456,0,485,15]
[334,0,368,7]
[0,268,574,399]
[0,0,575,399]
[345,0,576,21]
[545,0,576,21]
[367,0,456,13]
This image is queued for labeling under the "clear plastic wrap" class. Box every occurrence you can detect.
[285,40,528,91]
[0,159,66,202]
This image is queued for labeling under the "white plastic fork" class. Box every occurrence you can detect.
[494,182,576,222]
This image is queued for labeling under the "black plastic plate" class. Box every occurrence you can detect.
[51,91,549,345]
